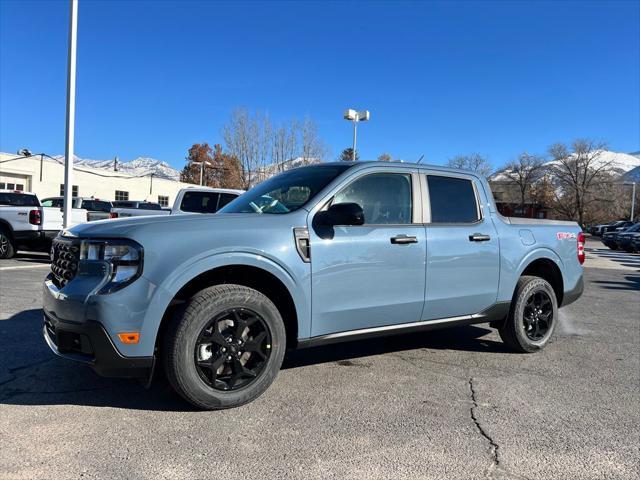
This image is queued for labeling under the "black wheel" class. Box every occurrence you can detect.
[164,284,286,410]
[498,275,557,353]
[0,228,15,259]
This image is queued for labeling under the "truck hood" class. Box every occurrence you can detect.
[64,210,307,247]
[65,213,272,238]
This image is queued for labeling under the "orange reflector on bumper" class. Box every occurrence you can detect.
[117,332,140,344]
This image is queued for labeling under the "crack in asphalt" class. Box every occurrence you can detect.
[468,377,500,471]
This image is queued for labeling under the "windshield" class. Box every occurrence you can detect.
[220,165,352,214]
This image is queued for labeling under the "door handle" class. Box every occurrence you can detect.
[391,235,418,245]
[469,233,491,242]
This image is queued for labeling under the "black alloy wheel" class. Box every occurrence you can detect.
[194,308,271,391]
[498,275,558,353]
[522,290,553,341]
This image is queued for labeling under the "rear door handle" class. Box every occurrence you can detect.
[391,235,418,245]
[469,233,491,242]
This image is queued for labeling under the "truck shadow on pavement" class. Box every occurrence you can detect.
[0,308,507,411]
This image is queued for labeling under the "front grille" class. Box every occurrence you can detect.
[51,238,80,288]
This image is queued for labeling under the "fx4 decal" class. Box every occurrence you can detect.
[557,232,577,240]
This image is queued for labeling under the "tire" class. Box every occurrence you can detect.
[498,276,558,353]
[163,284,286,410]
[0,227,16,259]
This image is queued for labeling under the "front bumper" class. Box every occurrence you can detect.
[43,309,153,378]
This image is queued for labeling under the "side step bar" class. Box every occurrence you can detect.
[297,302,510,349]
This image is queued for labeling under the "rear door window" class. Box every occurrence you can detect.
[427,175,480,223]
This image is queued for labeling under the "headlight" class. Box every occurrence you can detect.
[79,239,143,293]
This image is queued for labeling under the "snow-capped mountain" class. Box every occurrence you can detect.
[52,155,181,181]
[492,150,640,182]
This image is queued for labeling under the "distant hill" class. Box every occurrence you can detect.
[623,166,640,182]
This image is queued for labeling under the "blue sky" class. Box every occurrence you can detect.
[1,0,639,170]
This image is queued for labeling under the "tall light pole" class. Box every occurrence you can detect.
[343,109,370,161]
[63,0,78,228]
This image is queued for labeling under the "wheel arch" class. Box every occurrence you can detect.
[518,257,564,306]
[154,263,301,355]
[0,219,15,238]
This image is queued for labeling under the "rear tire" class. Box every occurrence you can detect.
[164,284,286,410]
[499,276,557,353]
[0,228,15,259]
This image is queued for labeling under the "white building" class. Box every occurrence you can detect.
[0,152,194,207]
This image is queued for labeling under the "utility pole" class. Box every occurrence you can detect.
[63,0,78,228]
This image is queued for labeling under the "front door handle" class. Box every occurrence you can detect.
[469,233,491,242]
[391,235,418,245]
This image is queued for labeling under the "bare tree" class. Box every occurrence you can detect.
[222,109,271,189]
[548,139,614,226]
[447,153,493,177]
[377,153,393,162]
[299,116,327,164]
[271,120,299,173]
[501,153,545,214]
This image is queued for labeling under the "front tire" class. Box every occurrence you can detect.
[0,228,15,259]
[499,276,558,353]
[164,284,286,410]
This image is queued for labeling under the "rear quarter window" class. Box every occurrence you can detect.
[427,175,480,223]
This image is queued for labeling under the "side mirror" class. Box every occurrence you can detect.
[317,202,365,226]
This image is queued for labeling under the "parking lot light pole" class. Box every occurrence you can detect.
[343,109,370,161]
[192,161,205,186]
[63,0,79,228]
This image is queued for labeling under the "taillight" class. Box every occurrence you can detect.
[577,232,585,265]
[109,212,118,219]
[28,209,42,225]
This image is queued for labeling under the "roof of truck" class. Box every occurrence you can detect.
[301,161,486,177]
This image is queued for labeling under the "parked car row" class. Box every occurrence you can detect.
[601,222,640,252]
[587,220,635,236]
[0,186,244,259]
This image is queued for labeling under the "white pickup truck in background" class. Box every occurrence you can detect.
[0,190,87,259]
[109,187,244,218]
[41,196,113,222]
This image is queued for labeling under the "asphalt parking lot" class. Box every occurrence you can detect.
[0,239,638,480]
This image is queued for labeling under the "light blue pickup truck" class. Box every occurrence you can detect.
[43,162,584,409]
